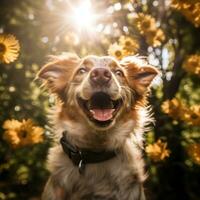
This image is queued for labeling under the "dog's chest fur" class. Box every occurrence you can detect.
[44,138,145,200]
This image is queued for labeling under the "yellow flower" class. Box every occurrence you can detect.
[3,119,44,148]
[162,98,200,126]
[3,119,21,130]
[108,43,125,60]
[180,105,200,126]
[187,143,200,165]
[171,0,200,27]
[182,55,200,76]
[0,34,20,64]
[3,130,21,147]
[135,13,155,33]
[146,29,165,47]
[146,139,170,162]
[133,13,165,47]
[161,98,184,119]
[119,36,139,54]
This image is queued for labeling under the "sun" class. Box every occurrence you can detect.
[70,0,97,31]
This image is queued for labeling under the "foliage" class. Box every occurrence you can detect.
[0,0,200,199]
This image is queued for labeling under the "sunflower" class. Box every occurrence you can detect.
[0,34,20,64]
[146,29,165,47]
[182,55,200,76]
[3,119,21,130]
[162,98,200,126]
[108,43,125,60]
[187,143,200,165]
[119,36,139,54]
[3,119,44,148]
[133,13,165,47]
[180,105,200,126]
[134,13,155,34]
[171,0,200,27]
[146,139,170,162]
[161,98,184,119]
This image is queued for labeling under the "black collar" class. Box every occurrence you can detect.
[60,131,117,174]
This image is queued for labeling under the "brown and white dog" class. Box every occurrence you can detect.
[38,53,159,200]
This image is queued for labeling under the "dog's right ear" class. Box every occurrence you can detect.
[37,53,80,97]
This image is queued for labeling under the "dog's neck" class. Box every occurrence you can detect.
[60,131,118,173]
[54,115,137,151]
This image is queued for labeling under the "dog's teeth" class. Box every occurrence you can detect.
[90,110,95,114]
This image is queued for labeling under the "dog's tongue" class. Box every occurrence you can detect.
[90,109,115,121]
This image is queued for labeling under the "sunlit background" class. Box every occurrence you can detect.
[68,0,99,31]
[0,0,200,199]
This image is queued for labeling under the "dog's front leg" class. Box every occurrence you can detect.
[42,176,66,200]
[127,184,146,200]
[138,186,146,200]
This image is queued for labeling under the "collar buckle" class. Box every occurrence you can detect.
[70,150,82,165]
[78,159,85,174]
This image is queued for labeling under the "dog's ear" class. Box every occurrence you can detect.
[120,56,160,95]
[37,53,80,98]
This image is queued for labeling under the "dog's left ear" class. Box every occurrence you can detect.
[120,56,160,95]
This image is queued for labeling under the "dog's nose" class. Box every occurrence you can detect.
[90,68,111,86]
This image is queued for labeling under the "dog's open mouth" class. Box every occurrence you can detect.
[77,92,122,126]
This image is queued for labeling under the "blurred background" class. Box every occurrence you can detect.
[0,0,200,199]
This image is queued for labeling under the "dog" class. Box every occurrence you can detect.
[37,53,159,200]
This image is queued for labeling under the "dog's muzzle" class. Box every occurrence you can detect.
[77,67,123,127]
[77,91,122,127]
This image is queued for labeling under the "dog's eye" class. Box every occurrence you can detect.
[115,70,124,77]
[77,68,87,75]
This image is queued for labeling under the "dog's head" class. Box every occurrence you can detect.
[38,53,159,130]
